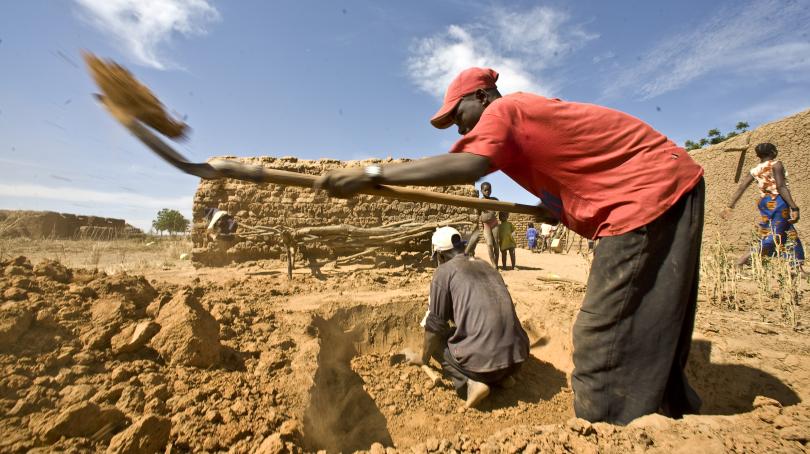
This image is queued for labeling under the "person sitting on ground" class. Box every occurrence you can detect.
[498,211,517,270]
[526,222,538,252]
[464,181,500,267]
[722,142,804,267]
[409,226,529,409]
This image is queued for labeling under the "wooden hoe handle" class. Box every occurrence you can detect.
[125,117,551,217]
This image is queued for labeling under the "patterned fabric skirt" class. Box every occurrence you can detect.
[755,194,805,262]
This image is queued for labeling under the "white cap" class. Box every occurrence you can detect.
[207,210,228,231]
[431,226,462,257]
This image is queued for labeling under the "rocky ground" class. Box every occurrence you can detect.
[0,245,808,453]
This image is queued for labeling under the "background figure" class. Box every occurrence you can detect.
[539,223,555,252]
[464,181,500,267]
[526,222,538,252]
[722,142,804,267]
[204,207,238,240]
[498,212,516,270]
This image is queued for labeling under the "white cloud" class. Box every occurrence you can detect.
[731,99,809,125]
[0,158,42,168]
[0,183,191,210]
[74,0,220,69]
[731,42,810,73]
[604,0,810,100]
[407,6,597,99]
[592,51,615,64]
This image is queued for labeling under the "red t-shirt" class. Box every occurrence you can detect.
[450,93,704,239]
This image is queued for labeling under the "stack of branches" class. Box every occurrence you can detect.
[0,217,24,238]
[237,216,473,277]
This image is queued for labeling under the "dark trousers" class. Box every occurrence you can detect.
[439,348,521,395]
[572,178,704,425]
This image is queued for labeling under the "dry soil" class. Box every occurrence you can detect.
[0,243,808,453]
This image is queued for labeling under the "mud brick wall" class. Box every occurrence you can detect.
[692,108,810,248]
[192,157,478,266]
[506,214,587,250]
[0,210,128,239]
[508,214,536,249]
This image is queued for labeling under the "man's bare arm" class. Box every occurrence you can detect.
[314,151,559,224]
[314,152,490,198]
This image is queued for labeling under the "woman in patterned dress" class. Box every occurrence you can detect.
[723,142,804,267]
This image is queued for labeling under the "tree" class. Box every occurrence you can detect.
[152,209,189,236]
[685,121,749,152]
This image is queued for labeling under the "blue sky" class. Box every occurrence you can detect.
[1,0,809,231]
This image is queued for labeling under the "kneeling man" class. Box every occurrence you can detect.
[413,226,529,408]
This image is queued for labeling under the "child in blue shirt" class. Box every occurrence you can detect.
[526,223,538,251]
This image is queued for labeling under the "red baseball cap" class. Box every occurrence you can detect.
[430,67,499,129]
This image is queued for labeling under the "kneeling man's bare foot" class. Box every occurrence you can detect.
[465,380,490,408]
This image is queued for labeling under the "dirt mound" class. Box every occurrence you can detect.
[1,255,808,453]
[423,398,809,453]
[0,256,318,453]
[151,289,221,368]
[106,414,171,454]
[692,108,810,247]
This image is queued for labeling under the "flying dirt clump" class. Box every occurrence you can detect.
[83,52,188,140]
[150,288,221,368]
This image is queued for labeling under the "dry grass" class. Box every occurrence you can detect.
[1,236,192,274]
[748,232,804,327]
[701,232,806,327]
[701,236,740,310]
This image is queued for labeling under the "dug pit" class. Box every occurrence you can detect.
[302,300,573,452]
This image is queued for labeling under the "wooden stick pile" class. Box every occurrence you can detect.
[235,217,473,277]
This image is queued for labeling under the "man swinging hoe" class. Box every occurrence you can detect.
[316,67,705,424]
